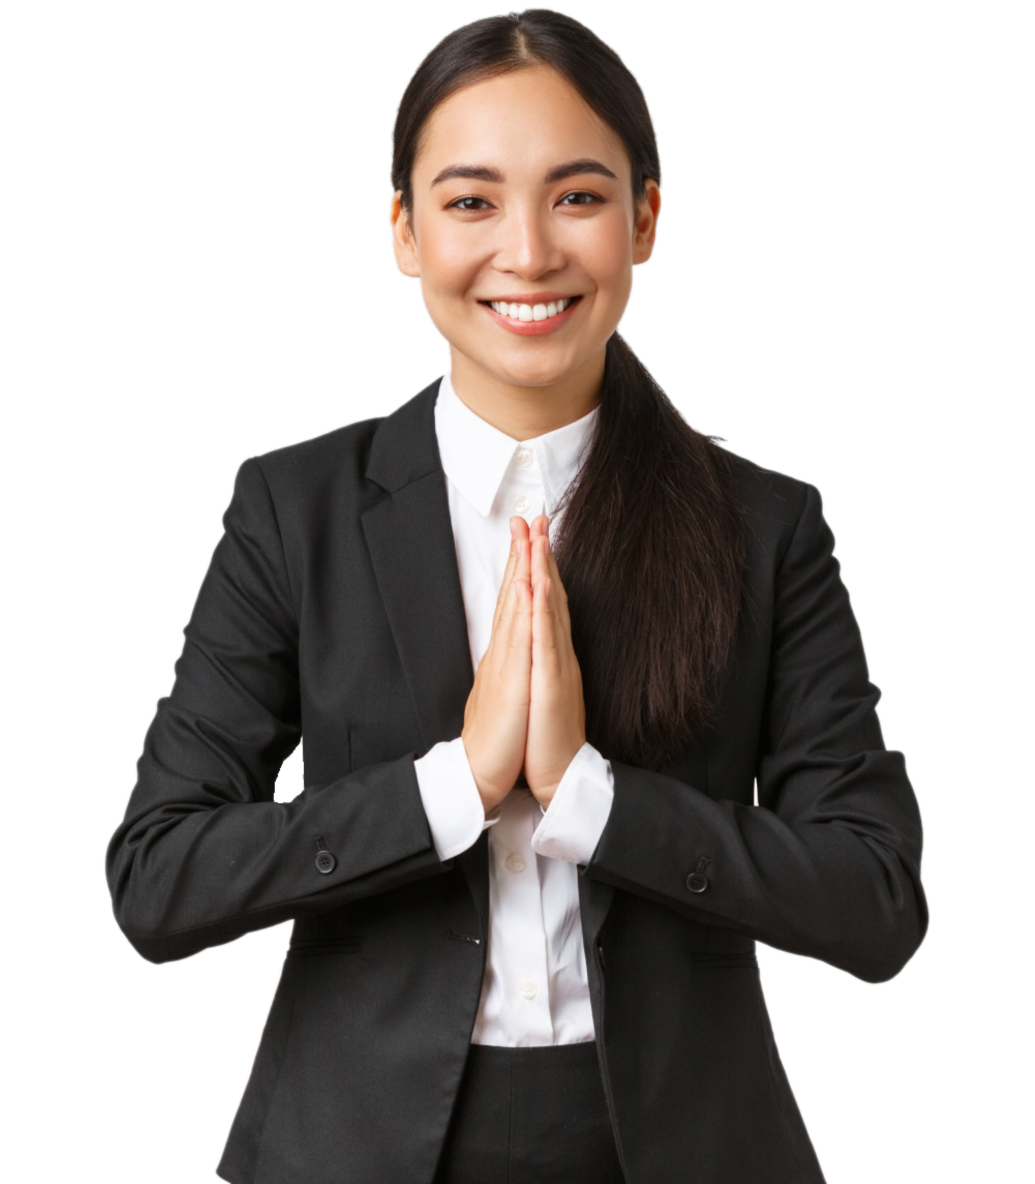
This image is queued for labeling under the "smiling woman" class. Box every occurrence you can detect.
[105,9,927,1184]
[393,62,657,413]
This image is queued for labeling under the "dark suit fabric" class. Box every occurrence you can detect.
[105,377,928,1184]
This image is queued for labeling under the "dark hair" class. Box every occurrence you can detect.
[392,9,660,214]
[392,10,746,769]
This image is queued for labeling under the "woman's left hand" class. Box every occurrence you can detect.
[519,514,587,809]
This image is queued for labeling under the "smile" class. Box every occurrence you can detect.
[479,295,583,336]
[489,297,574,320]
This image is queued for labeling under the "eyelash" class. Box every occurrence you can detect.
[447,191,602,212]
[556,190,596,207]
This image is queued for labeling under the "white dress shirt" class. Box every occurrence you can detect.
[413,370,616,1047]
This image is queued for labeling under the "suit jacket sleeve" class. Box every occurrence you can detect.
[105,457,451,965]
[581,482,928,983]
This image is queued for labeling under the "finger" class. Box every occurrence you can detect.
[532,575,563,679]
[504,571,533,683]
[491,517,530,639]
[490,522,520,638]
[493,526,532,667]
[511,524,531,601]
[540,528,573,639]
[513,524,533,642]
[544,580,580,715]
[535,518,556,584]
[530,528,547,593]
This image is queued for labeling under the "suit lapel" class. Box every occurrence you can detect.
[360,378,472,750]
[359,378,487,922]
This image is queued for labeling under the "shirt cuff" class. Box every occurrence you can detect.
[531,741,614,865]
[414,737,501,862]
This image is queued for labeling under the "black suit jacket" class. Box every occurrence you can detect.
[106,377,927,1184]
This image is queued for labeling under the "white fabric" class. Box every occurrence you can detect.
[413,370,615,1047]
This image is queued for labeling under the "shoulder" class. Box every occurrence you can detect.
[713,444,824,571]
[234,378,442,509]
[717,444,811,523]
[249,416,385,494]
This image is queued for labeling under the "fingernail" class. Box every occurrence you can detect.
[544,533,551,556]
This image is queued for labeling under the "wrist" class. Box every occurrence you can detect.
[534,783,560,811]
[464,729,521,814]
[523,734,580,809]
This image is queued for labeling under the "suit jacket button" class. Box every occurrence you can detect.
[686,871,709,893]
[315,851,337,874]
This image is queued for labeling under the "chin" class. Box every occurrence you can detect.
[492,362,576,388]
[476,347,588,389]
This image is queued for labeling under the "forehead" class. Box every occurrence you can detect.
[413,65,627,180]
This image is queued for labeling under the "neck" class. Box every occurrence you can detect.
[448,345,605,441]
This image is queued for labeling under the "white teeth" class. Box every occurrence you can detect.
[490,297,573,320]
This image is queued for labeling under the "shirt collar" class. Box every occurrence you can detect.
[434,370,600,518]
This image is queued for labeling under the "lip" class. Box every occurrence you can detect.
[480,295,583,337]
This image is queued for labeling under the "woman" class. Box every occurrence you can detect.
[106,10,928,1183]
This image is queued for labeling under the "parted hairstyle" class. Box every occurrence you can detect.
[392,9,747,769]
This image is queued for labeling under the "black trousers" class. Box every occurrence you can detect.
[433,1040,626,1183]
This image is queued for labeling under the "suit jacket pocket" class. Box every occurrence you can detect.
[286,936,364,959]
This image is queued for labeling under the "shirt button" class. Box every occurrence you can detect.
[515,447,533,467]
[512,494,531,514]
[517,979,538,1000]
[505,854,526,873]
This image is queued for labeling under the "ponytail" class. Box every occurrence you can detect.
[552,332,746,768]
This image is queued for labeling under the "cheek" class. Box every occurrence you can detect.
[419,226,480,296]
[594,255,632,301]
[575,214,634,291]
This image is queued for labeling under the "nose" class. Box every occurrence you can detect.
[495,201,566,279]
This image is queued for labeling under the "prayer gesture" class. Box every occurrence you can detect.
[461,514,587,816]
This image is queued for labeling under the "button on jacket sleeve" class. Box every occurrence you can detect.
[581,482,928,984]
[106,376,927,1181]
[105,458,452,965]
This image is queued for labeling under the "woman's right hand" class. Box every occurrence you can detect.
[461,517,533,817]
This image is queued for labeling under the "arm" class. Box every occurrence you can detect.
[581,483,928,983]
[105,458,452,965]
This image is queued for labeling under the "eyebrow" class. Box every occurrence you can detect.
[430,158,618,188]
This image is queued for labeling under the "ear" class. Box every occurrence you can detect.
[391,191,421,277]
[632,179,661,265]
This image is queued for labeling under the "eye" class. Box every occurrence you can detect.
[448,196,491,212]
[559,191,602,206]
